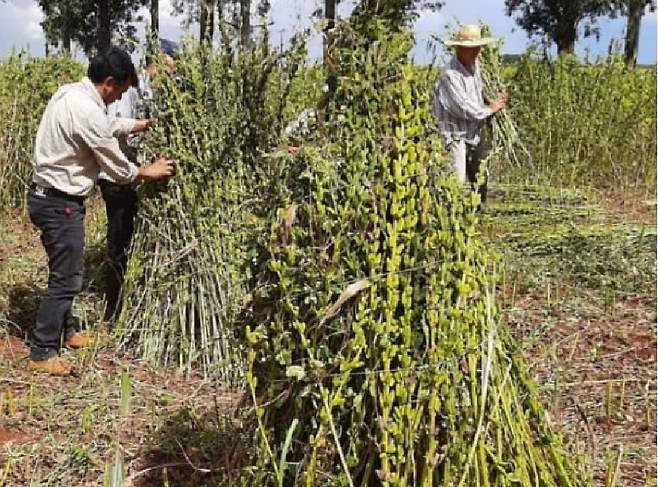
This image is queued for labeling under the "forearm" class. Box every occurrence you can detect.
[443,101,492,122]
[94,143,140,184]
[109,117,137,136]
[136,158,176,182]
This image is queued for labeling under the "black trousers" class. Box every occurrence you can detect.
[465,141,488,204]
[447,135,490,205]
[99,180,138,323]
[27,191,85,360]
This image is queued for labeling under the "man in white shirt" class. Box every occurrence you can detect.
[27,47,175,376]
[99,39,178,325]
[433,24,508,203]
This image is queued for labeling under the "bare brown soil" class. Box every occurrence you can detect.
[0,189,655,486]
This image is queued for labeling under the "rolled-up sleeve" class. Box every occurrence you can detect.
[77,109,139,184]
[108,116,137,136]
[437,72,492,121]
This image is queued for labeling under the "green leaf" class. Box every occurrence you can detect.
[285,365,306,381]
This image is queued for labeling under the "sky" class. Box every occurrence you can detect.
[0,0,655,64]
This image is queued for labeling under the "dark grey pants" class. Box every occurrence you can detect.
[447,138,489,204]
[27,191,85,360]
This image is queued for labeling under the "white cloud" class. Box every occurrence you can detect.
[23,4,44,40]
[160,0,183,29]
[0,0,45,55]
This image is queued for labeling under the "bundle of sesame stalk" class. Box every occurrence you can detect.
[239,24,591,485]
[115,40,307,379]
[478,23,532,169]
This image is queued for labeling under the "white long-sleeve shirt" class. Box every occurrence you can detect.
[432,56,492,146]
[31,77,139,197]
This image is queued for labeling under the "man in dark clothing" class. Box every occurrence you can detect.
[101,39,179,325]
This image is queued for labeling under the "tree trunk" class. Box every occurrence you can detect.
[200,1,208,44]
[98,0,111,54]
[208,0,215,43]
[217,0,232,51]
[624,1,643,68]
[323,0,336,67]
[556,39,575,54]
[150,0,160,38]
[240,0,251,48]
[200,0,215,45]
[554,22,577,55]
[62,33,71,54]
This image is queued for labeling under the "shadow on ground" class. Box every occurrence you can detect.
[5,282,41,338]
[132,407,252,486]
[2,240,109,340]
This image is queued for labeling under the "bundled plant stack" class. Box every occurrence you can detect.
[477,25,532,170]
[241,25,591,486]
[0,54,83,210]
[117,41,306,379]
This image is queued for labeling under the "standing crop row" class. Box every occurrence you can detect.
[503,52,656,190]
[0,54,83,211]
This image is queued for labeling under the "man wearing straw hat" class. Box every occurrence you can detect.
[433,24,507,203]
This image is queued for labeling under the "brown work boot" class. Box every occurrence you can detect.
[64,331,95,349]
[27,356,74,376]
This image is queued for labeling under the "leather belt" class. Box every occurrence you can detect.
[29,183,86,205]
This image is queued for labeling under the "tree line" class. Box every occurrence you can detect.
[34,0,654,67]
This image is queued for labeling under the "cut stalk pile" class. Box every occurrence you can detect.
[478,25,532,170]
[241,25,592,486]
[117,42,306,379]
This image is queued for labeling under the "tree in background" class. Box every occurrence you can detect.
[38,0,148,57]
[350,0,443,31]
[150,0,159,38]
[167,0,211,44]
[39,0,86,54]
[504,0,617,54]
[172,0,271,48]
[617,0,656,67]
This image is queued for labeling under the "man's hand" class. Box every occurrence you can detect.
[489,91,508,114]
[132,119,154,133]
[137,158,175,181]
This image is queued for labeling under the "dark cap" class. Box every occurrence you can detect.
[160,39,179,57]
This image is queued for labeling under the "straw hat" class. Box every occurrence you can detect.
[443,24,496,47]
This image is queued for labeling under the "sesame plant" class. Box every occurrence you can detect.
[0,54,83,210]
[240,24,591,486]
[478,25,532,170]
[503,51,656,191]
